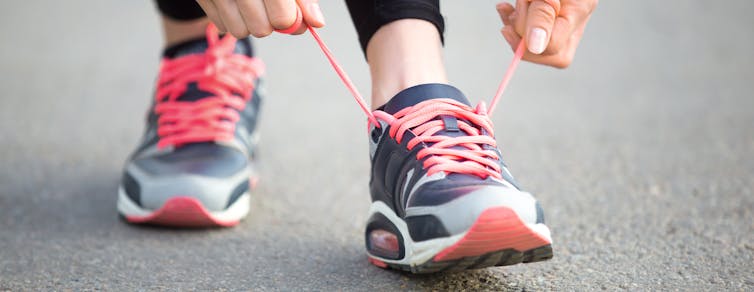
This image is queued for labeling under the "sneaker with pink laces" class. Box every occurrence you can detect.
[364,83,553,273]
[117,24,265,227]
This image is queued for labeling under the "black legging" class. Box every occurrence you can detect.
[155,0,444,53]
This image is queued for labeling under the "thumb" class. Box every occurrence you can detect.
[299,0,325,28]
[525,0,559,54]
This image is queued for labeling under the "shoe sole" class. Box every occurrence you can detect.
[366,201,553,273]
[116,177,258,228]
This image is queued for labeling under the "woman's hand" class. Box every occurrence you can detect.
[497,0,597,68]
[196,0,325,38]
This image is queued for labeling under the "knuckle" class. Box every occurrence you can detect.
[571,0,595,16]
[231,31,249,39]
[229,27,249,38]
[268,14,296,29]
[532,2,557,20]
[250,27,272,38]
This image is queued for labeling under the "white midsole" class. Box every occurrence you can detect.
[366,201,551,267]
[117,187,250,222]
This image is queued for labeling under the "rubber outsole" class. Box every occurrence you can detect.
[368,206,553,274]
[119,176,258,228]
[434,206,551,261]
[376,245,552,274]
[123,196,240,228]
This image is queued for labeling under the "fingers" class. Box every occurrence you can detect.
[546,1,593,57]
[263,0,298,30]
[498,0,596,68]
[497,2,519,51]
[501,26,521,52]
[503,23,577,69]
[496,2,514,26]
[237,0,273,37]
[525,0,558,54]
[196,0,227,32]
[512,0,529,37]
[545,17,573,58]
[196,0,325,38]
[215,0,251,38]
[299,0,325,28]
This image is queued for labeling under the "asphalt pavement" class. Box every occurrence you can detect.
[1,0,753,290]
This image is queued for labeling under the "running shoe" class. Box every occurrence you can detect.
[117,24,265,227]
[365,84,553,273]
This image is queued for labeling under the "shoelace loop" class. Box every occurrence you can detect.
[381,99,503,179]
[155,24,265,149]
[281,8,527,179]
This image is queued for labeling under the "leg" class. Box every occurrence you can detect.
[155,0,210,46]
[366,19,447,109]
[161,17,210,47]
[345,0,447,109]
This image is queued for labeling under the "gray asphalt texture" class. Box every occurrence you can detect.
[1,0,753,290]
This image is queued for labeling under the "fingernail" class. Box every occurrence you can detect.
[309,3,325,25]
[528,28,547,54]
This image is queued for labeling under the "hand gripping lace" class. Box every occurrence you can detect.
[280,6,527,179]
[154,24,265,149]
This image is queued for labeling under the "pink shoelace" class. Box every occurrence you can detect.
[155,24,265,149]
[280,8,527,179]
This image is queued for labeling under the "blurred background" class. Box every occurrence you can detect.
[1,0,752,290]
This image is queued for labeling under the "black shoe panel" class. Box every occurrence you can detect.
[406,174,510,208]
[369,124,430,217]
[226,179,250,208]
[122,172,141,206]
[379,83,470,114]
[406,214,450,242]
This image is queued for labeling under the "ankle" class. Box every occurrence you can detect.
[162,17,210,47]
[372,79,451,110]
[366,19,448,109]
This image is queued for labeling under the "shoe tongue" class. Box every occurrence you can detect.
[162,36,254,59]
[380,84,471,115]
[382,85,491,173]
[161,36,254,102]
[381,84,478,142]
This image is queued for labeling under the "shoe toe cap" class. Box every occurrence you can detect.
[133,143,248,177]
[121,144,251,212]
[405,185,540,237]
